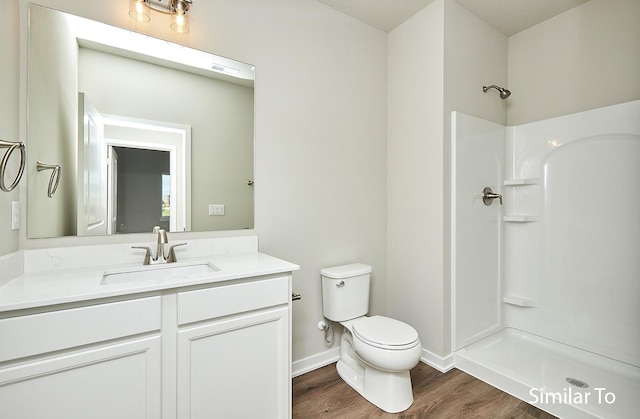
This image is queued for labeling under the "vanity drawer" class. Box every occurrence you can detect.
[0,296,161,363]
[177,276,289,325]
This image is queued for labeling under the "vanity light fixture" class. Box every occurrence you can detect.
[129,0,193,34]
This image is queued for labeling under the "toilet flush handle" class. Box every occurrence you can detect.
[336,280,345,287]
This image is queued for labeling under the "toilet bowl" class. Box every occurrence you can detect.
[320,264,422,413]
[349,315,422,371]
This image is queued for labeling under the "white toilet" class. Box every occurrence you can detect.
[321,263,422,413]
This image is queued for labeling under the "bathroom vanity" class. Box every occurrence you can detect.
[0,237,298,419]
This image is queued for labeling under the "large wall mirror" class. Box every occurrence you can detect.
[27,4,255,238]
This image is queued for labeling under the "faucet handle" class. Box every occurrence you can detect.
[132,246,152,265]
[166,243,187,263]
[482,187,503,206]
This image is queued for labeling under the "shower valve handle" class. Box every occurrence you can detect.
[482,187,502,206]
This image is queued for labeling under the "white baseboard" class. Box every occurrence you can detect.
[292,347,340,378]
[420,348,455,373]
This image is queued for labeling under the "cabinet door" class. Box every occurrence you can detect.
[177,306,289,419]
[0,335,161,419]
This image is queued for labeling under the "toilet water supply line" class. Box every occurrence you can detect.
[317,320,334,344]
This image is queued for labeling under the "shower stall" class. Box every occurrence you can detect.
[451,100,640,419]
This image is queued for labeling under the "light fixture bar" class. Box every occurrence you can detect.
[145,0,174,14]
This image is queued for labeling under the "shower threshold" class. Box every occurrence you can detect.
[454,328,640,419]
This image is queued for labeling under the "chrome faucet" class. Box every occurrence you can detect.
[155,227,169,262]
[132,226,187,265]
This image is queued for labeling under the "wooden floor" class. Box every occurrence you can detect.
[292,362,558,418]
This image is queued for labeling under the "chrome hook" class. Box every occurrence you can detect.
[0,140,26,192]
[37,161,61,198]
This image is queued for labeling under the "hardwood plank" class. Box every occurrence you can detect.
[293,363,558,418]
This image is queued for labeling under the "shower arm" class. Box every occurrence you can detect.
[482,84,511,99]
[482,85,501,93]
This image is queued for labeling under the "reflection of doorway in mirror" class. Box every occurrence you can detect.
[111,147,170,234]
[102,114,191,234]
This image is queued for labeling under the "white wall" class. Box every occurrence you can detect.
[387,0,506,366]
[444,0,508,126]
[13,0,387,367]
[508,0,640,125]
[0,0,20,256]
[387,0,445,363]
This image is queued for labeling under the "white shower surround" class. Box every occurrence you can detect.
[451,100,640,419]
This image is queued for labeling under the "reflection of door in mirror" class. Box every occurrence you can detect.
[78,93,107,236]
[107,146,118,235]
[102,115,191,233]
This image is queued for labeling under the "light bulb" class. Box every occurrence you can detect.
[129,0,150,22]
[171,9,189,33]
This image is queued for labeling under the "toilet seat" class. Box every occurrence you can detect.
[352,316,419,350]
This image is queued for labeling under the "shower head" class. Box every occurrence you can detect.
[482,85,511,100]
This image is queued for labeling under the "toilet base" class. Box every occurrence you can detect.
[336,358,414,413]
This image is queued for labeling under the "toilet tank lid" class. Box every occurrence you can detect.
[321,263,372,279]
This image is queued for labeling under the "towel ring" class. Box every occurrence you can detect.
[0,140,26,192]
[37,161,61,198]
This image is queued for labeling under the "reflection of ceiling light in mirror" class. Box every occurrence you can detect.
[68,13,254,83]
[547,138,562,147]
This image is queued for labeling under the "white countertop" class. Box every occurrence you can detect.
[0,238,299,313]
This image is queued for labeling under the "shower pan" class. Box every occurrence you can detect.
[451,100,640,419]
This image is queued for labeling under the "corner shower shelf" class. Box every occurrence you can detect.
[503,178,539,186]
[503,215,539,222]
[503,295,538,308]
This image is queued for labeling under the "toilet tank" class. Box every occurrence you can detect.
[321,263,372,322]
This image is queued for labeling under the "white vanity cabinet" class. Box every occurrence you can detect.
[0,297,163,419]
[0,269,294,419]
[174,275,291,419]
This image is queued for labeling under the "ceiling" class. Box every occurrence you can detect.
[316,0,590,36]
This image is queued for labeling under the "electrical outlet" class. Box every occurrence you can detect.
[11,201,20,230]
[208,204,225,216]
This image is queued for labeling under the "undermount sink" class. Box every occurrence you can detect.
[101,262,220,285]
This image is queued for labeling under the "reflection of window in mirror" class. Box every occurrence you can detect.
[161,173,171,221]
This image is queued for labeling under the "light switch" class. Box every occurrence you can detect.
[208,204,225,216]
[11,201,20,230]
